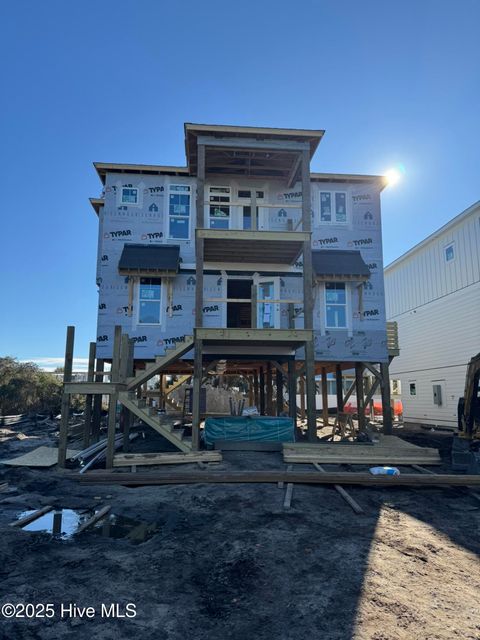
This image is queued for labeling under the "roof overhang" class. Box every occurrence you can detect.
[118,244,180,276]
[89,197,104,216]
[312,249,371,282]
[94,162,189,185]
[311,173,388,190]
[197,229,309,265]
[185,123,324,185]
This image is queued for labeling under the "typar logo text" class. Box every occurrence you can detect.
[104,230,132,240]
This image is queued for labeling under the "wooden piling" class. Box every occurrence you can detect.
[58,326,75,468]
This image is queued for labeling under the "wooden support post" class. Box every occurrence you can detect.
[91,358,104,443]
[247,376,253,406]
[321,367,329,427]
[380,361,393,435]
[266,363,273,415]
[288,303,295,329]
[123,338,135,453]
[301,148,317,441]
[82,341,96,449]
[299,375,306,419]
[191,339,203,451]
[58,326,75,468]
[195,143,205,329]
[253,370,260,409]
[276,368,283,416]
[355,362,366,432]
[336,364,344,413]
[251,189,257,231]
[259,367,265,415]
[106,326,122,469]
[251,284,257,328]
[287,359,297,425]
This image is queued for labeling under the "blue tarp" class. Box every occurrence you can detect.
[204,416,295,446]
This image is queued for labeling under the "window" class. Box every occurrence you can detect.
[138,278,161,324]
[445,243,455,262]
[209,187,231,229]
[391,379,402,395]
[121,187,139,204]
[325,282,347,328]
[169,185,190,239]
[320,191,348,223]
[409,382,416,396]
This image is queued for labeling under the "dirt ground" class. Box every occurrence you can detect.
[0,419,479,640]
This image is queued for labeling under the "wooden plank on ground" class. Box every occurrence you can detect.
[79,471,480,487]
[213,440,283,452]
[283,464,294,508]
[77,505,111,533]
[314,463,364,514]
[284,454,441,465]
[113,451,222,467]
[10,505,53,527]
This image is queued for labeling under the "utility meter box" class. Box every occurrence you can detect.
[433,384,443,406]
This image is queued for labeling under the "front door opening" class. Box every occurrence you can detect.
[227,279,253,328]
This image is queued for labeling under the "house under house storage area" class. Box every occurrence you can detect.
[58,123,400,468]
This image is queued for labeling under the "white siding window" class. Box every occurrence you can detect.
[121,186,139,204]
[320,191,347,224]
[325,282,347,328]
[138,278,162,325]
[168,185,191,239]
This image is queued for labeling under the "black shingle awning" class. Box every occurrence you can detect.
[312,250,370,280]
[118,244,180,275]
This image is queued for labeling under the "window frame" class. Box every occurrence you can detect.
[121,186,139,205]
[324,282,348,329]
[444,242,455,263]
[137,277,162,326]
[168,184,191,240]
[236,187,266,230]
[409,382,417,396]
[208,186,231,229]
[319,190,349,225]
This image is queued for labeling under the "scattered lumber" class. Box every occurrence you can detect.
[283,465,294,509]
[79,471,480,487]
[77,505,111,533]
[283,436,441,465]
[314,463,364,514]
[10,505,53,528]
[113,451,222,467]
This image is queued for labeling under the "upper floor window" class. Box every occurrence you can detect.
[320,191,347,224]
[445,242,455,262]
[138,278,161,325]
[325,282,347,328]
[209,186,231,229]
[169,185,191,239]
[121,187,139,205]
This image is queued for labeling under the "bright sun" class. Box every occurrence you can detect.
[385,168,402,186]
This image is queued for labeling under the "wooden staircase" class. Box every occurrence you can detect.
[118,392,192,452]
[126,336,194,390]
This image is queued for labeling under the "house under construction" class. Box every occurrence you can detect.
[58,123,399,467]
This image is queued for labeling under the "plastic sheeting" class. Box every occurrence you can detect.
[204,416,295,446]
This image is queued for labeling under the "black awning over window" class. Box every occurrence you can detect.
[312,249,370,279]
[118,244,180,274]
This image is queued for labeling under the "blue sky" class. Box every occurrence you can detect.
[1,0,479,367]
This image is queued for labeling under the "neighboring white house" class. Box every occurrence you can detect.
[384,200,480,428]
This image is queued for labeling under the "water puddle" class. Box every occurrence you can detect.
[17,508,95,540]
[16,509,161,544]
[90,514,160,544]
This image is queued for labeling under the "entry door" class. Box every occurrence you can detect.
[238,189,265,230]
[256,277,280,329]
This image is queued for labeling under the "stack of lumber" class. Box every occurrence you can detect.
[113,451,222,467]
[283,435,441,466]
[79,470,480,487]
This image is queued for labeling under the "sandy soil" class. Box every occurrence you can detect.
[0,420,479,640]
